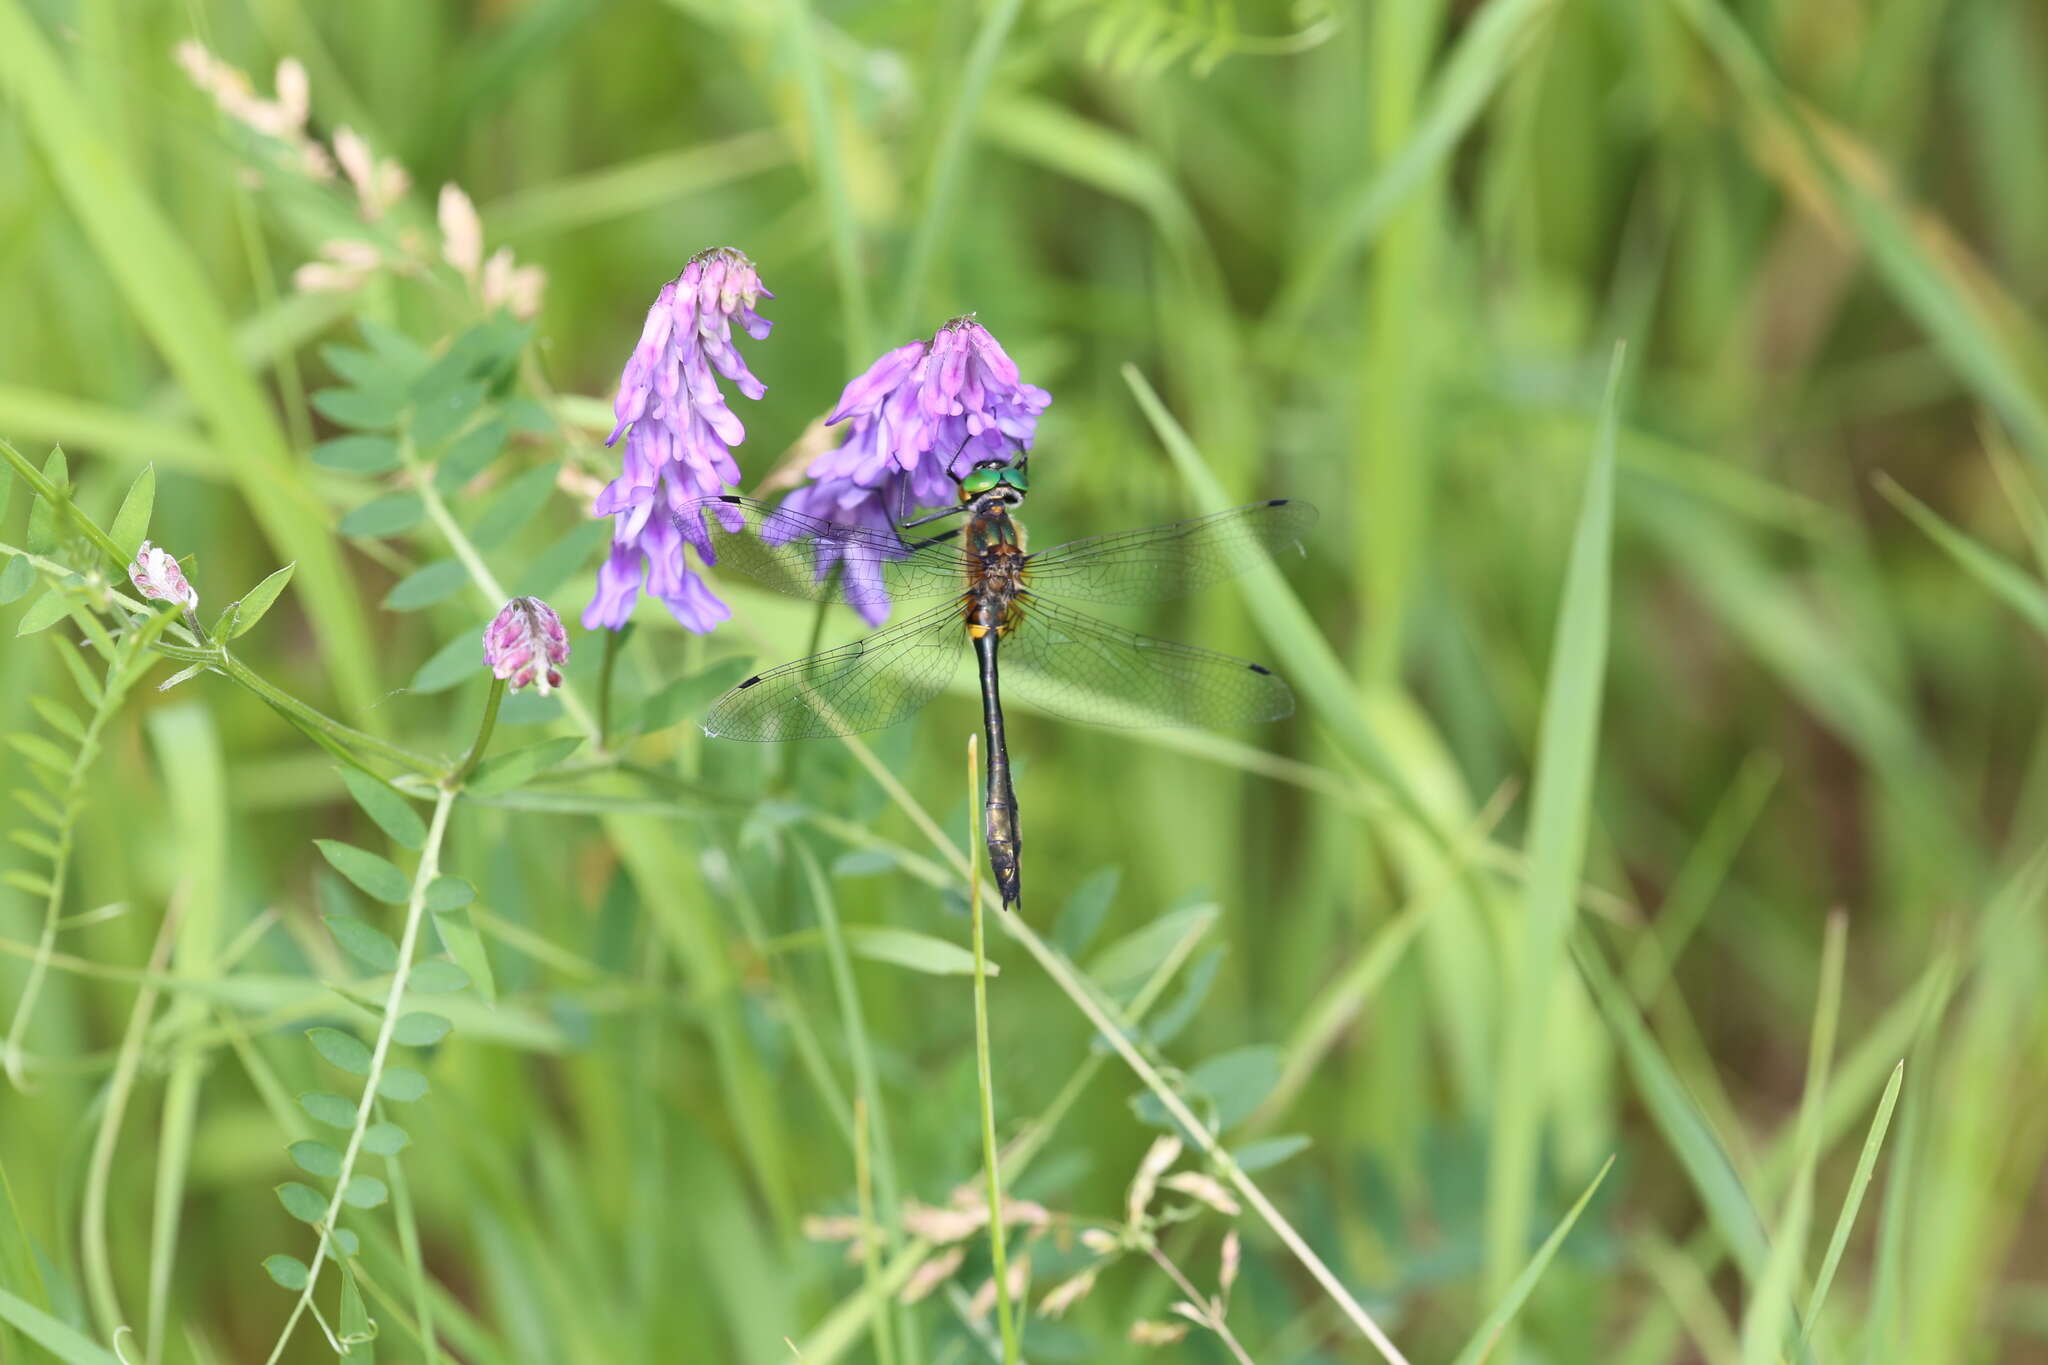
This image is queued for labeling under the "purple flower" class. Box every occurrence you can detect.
[128,540,198,611]
[584,247,772,633]
[782,317,1049,623]
[484,596,570,694]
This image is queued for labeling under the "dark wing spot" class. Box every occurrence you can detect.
[1267,498,1288,507]
[716,493,744,504]
[1248,663,1273,675]
[736,675,762,689]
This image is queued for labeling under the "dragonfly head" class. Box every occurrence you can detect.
[957,458,1029,513]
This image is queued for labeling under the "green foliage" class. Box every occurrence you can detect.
[3,1,2046,1362]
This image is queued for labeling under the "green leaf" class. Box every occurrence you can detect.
[311,386,401,431]
[361,1122,411,1156]
[338,492,425,539]
[632,656,755,734]
[324,915,400,973]
[108,464,154,557]
[466,461,560,550]
[311,434,402,475]
[408,960,471,994]
[275,1182,327,1224]
[409,628,487,695]
[413,381,489,447]
[1054,866,1121,957]
[298,1091,357,1130]
[223,563,295,638]
[341,1175,389,1210]
[1486,346,1622,1294]
[1804,1061,1905,1334]
[423,876,474,912]
[1189,1046,1281,1129]
[435,416,509,493]
[1230,1135,1311,1174]
[262,1255,310,1291]
[288,1139,343,1179]
[514,518,610,598]
[842,926,993,977]
[1087,904,1215,989]
[377,1067,429,1102]
[330,1228,360,1259]
[306,1027,372,1076]
[15,591,72,638]
[432,909,496,1007]
[25,449,66,554]
[382,559,469,612]
[27,696,83,742]
[339,1259,372,1345]
[464,736,582,796]
[336,767,428,850]
[393,1012,451,1046]
[315,840,411,905]
[0,556,34,605]
[1450,1156,1616,1365]
[1875,472,2048,636]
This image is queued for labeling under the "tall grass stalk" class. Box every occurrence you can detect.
[966,734,1019,1362]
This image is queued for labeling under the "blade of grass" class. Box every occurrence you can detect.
[1740,912,1845,1365]
[1669,0,2048,470]
[891,0,1025,332]
[965,735,1018,1363]
[1803,1060,1904,1339]
[1451,1155,1616,1365]
[143,706,228,1365]
[1873,470,2048,637]
[1485,345,1624,1305]
[1265,0,1559,336]
[783,0,872,362]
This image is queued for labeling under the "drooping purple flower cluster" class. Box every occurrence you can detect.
[584,248,772,633]
[778,317,1050,622]
[483,596,570,694]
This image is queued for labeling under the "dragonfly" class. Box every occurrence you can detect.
[676,461,1315,911]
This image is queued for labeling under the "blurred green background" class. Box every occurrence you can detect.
[4,0,2048,1361]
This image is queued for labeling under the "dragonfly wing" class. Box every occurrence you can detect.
[999,595,1293,730]
[675,495,972,611]
[1021,500,1316,606]
[704,601,966,741]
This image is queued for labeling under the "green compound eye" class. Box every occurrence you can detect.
[997,466,1029,492]
[960,468,1001,496]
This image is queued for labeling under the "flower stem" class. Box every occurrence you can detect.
[218,652,442,778]
[405,433,603,749]
[263,787,456,1365]
[967,734,1019,1362]
[450,677,506,787]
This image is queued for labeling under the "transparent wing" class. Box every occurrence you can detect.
[998,595,1293,730]
[1022,500,1316,606]
[703,601,966,741]
[675,495,973,611]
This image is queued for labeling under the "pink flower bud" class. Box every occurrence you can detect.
[128,541,198,611]
[483,596,570,694]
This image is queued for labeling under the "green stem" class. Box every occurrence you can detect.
[263,787,457,1365]
[596,624,631,749]
[219,652,442,777]
[406,435,603,748]
[785,0,873,363]
[891,0,1026,333]
[968,736,1019,1362]
[450,677,507,787]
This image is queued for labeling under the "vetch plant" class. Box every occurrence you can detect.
[584,247,774,633]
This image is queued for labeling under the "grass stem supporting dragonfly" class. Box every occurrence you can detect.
[678,460,1314,911]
